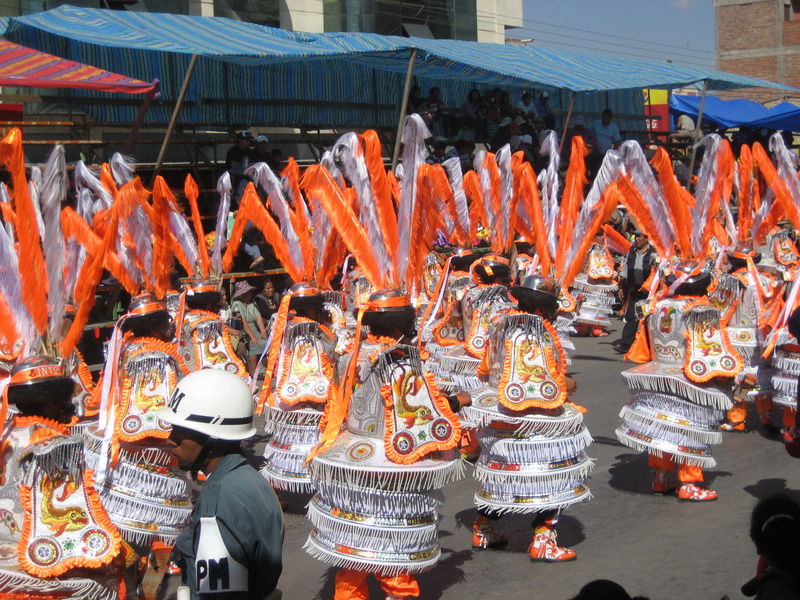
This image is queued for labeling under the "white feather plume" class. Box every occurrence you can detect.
[110,153,134,186]
[690,134,721,256]
[74,160,112,214]
[619,140,676,252]
[0,184,14,239]
[442,156,471,240]
[40,146,67,340]
[396,113,431,282]
[769,132,800,218]
[537,131,561,258]
[210,172,232,274]
[0,216,35,346]
[496,144,514,248]
[329,132,393,280]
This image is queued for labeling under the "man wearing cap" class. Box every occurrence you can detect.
[162,369,283,600]
[614,231,656,354]
[533,91,554,129]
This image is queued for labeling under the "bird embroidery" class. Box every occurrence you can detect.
[133,366,166,413]
[392,369,434,428]
[39,473,88,537]
[695,324,722,357]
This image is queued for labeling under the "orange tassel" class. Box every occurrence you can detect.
[555,136,588,275]
[514,159,551,274]
[464,170,486,241]
[184,174,210,276]
[753,142,800,228]
[152,177,193,275]
[624,318,652,363]
[738,145,754,241]
[602,223,631,255]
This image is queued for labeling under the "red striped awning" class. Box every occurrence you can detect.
[0,38,157,95]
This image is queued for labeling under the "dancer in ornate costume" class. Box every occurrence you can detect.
[570,234,617,337]
[0,129,124,599]
[302,115,464,599]
[223,155,346,493]
[465,275,592,561]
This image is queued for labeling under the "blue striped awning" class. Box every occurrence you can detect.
[1,6,791,129]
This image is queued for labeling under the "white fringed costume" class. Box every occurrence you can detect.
[306,341,462,576]
[570,244,618,334]
[463,313,593,514]
[260,316,337,492]
[617,298,740,467]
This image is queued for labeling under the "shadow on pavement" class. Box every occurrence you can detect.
[743,477,800,502]
[608,452,651,495]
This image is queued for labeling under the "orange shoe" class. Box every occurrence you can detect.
[720,421,747,432]
[472,516,508,550]
[528,528,576,562]
[166,561,181,576]
[677,483,718,502]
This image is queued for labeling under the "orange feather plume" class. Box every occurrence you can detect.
[555,136,588,275]
[616,174,669,257]
[360,131,399,270]
[184,175,210,276]
[300,165,385,288]
[650,147,692,257]
[0,202,15,231]
[464,170,486,241]
[513,159,551,274]
[152,177,193,275]
[602,223,631,255]
[223,183,304,282]
[0,128,48,335]
[752,142,800,228]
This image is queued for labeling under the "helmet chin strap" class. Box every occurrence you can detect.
[190,435,216,476]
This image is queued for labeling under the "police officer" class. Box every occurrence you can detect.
[159,369,283,600]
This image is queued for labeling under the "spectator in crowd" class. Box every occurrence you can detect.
[460,89,487,137]
[226,130,253,205]
[490,116,516,150]
[562,115,595,162]
[425,86,449,136]
[534,91,555,128]
[532,115,549,148]
[516,91,537,118]
[252,134,272,167]
[613,231,655,354]
[591,108,622,155]
[407,85,425,114]
[231,280,268,375]
[742,494,800,599]
[456,139,476,172]
[673,112,695,139]
[426,138,458,165]
[255,278,281,321]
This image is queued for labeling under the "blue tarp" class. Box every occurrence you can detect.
[3,5,794,129]
[670,94,800,131]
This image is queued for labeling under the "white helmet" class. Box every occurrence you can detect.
[158,369,256,441]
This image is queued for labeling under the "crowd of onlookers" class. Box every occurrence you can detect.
[410,86,624,177]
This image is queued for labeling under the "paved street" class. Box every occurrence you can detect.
[165,319,799,599]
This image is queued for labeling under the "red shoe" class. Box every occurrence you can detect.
[783,428,795,443]
[166,561,181,576]
[528,527,577,562]
[720,421,747,433]
[472,516,508,550]
[677,483,718,502]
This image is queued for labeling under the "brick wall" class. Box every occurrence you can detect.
[717,1,776,52]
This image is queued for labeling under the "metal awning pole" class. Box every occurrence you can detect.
[123,85,157,155]
[391,48,418,172]
[153,53,199,179]
[558,92,576,155]
[686,78,708,191]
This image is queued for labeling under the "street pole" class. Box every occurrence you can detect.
[558,92,577,155]
[153,53,199,179]
[391,48,418,172]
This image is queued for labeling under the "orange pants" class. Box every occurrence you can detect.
[755,394,774,418]
[334,569,419,600]
[726,400,748,426]
[648,453,703,484]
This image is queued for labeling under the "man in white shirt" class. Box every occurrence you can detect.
[516,92,537,118]
[591,108,622,155]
